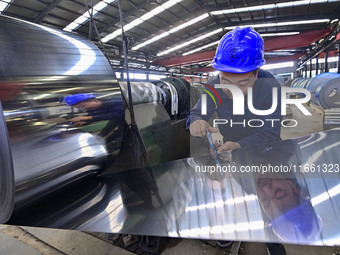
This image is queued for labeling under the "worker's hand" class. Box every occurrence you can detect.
[69,116,92,126]
[189,120,218,137]
[211,141,240,162]
[73,121,88,127]
[217,141,240,153]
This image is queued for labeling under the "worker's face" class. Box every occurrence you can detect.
[219,69,258,97]
[256,178,300,220]
[73,99,102,111]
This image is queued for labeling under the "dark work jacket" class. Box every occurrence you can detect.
[88,98,125,122]
[187,69,282,147]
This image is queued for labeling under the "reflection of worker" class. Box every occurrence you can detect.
[188,27,282,158]
[231,140,321,253]
[257,177,300,220]
[65,94,126,155]
[64,94,125,126]
[256,177,321,243]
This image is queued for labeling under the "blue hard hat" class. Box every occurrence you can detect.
[212,27,266,73]
[64,94,96,105]
[268,200,322,242]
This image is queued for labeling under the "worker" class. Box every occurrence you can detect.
[233,140,321,244]
[256,175,321,239]
[187,27,285,255]
[64,94,125,126]
[188,26,282,159]
[64,93,126,155]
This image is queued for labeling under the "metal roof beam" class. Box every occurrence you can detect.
[34,0,63,23]
[96,0,152,35]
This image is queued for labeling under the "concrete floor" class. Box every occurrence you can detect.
[1,225,340,255]
[1,104,338,255]
[280,103,324,140]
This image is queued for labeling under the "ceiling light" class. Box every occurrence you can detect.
[261,32,300,37]
[123,19,144,31]
[310,57,338,64]
[157,28,223,56]
[262,62,295,70]
[102,0,183,43]
[225,19,330,30]
[211,0,339,15]
[182,41,219,56]
[63,0,116,32]
[0,0,12,13]
[64,23,79,32]
[73,16,89,25]
[132,13,209,50]
[93,1,108,11]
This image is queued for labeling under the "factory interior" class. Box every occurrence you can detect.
[1,0,340,254]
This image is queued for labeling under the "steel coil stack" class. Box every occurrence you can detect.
[290,73,340,109]
[152,77,192,118]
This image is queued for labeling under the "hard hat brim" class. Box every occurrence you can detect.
[212,59,266,74]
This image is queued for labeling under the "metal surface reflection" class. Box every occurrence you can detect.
[3,14,340,247]
[7,128,340,245]
[9,160,193,237]
[0,15,125,222]
[12,129,107,209]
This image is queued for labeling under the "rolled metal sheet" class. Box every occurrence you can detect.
[307,73,340,98]
[0,15,113,77]
[292,73,340,108]
[0,15,124,222]
[315,75,340,109]
[0,102,14,223]
[118,80,189,168]
[6,128,340,246]
[290,77,305,88]
[161,77,190,115]
[153,80,179,116]
[11,130,108,210]
[119,82,162,105]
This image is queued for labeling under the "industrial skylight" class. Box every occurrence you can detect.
[261,32,300,37]
[131,13,209,50]
[211,0,340,15]
[308,57,339,64]
[131,1,333,51]
[225,19,330,30]
[157,28,223,56]
[60,0,334,54]
[159,19,328,57]
[182,41,219,56]
[262,61,295,70]
[102,0,183,43]
[64,0,116,32]
[181,32,300,56]
[0,0,12,13]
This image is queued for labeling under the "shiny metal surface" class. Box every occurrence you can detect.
[119,81,190,167]
[0,15,124,222]
[291,73,340,109]
[7,128,340,245]
[12,129,107,209]
[3,14,340,246]
[0,15,113,77]
[324,108,340,127]
[0,102,14,223]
